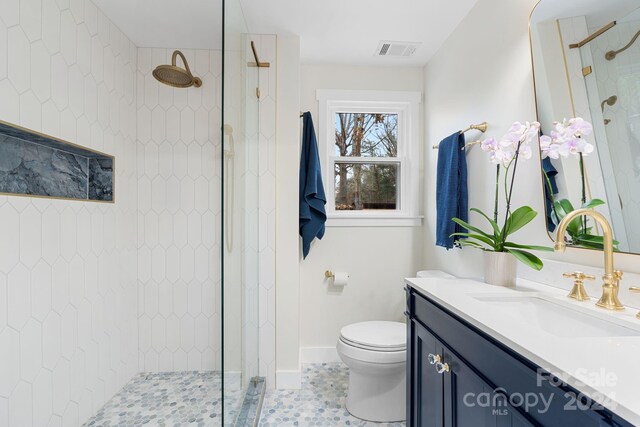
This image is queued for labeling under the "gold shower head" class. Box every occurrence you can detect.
[153,50,202,88]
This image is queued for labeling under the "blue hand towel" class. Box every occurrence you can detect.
[436,132,468,249]
[299,112,327,259]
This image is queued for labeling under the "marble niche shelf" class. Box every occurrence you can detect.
[0,121,114,202]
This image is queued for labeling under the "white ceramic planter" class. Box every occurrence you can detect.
[483,251,517,287]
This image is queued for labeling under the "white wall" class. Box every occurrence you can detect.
[423,0,640,280]
[274,35,302,388]
[298,64,425,360]
[136,48,221,372]
[0,1,139,425]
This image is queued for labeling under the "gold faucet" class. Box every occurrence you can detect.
[554,208,625,311]
[563,271,595,301]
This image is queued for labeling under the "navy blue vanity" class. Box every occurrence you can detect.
[405,285,634,427]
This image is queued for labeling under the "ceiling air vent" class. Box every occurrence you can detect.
[375,41,420,57]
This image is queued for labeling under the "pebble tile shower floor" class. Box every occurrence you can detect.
[84,363,405,426]
[259,363,406,427]
[82,371,241,426]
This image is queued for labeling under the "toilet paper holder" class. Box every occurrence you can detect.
[325,271,349,286]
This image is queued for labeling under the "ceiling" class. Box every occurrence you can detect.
[92,0,479,66]
[92,0,223,50]
[238,0,479,66]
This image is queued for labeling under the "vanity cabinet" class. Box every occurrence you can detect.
[405,286,633,427]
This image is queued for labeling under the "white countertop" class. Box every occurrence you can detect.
[405,276,640,425]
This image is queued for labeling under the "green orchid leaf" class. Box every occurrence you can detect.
[572,240,606,250]
[504,206,537,237]
[451,217,493,240]
[470,208,501,238]
[503,242,554,252]
[582,199,605,209]
[506,248,544,271]
[450,232,497,249]
[566,219,582,236]
[573,234,620,249]
[553,201,567,219]
[574,234,605,243]
[558,199,575,215]
[457,240,485,249]
[554,199,584,235]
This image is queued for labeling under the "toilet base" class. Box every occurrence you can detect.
[338,344,406,422]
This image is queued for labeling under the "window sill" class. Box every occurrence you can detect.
[326,215,423,227]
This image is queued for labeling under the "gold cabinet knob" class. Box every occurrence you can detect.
[563,271,595,301]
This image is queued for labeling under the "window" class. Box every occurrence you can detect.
[317,90,422,226]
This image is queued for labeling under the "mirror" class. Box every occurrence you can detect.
[530,0,640,253]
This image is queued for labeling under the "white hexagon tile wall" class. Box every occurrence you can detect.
[135,47,222,374]
[0,0,139,425]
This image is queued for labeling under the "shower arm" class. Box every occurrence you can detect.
[248,41,270,68]
[606,29,640,60]
[601,96,617,112]
[172,51,194,76]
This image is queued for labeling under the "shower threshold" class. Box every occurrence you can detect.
[232,376,266,427]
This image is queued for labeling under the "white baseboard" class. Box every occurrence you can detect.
[276,370,302,389]
[300,346,340,364]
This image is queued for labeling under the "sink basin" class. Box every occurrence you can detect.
[473,295,640,338]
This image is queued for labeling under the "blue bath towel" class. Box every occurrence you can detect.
[299,112,327,259]
[436,132,468,249]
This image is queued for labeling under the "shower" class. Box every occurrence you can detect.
[601,95,617,125]
[605,29,640,60]
[153,50,203,88]
[601,95,618,112]
[224,124,235,252]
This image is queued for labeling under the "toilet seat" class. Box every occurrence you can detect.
[340,321,406,351]
[338,321,406,363]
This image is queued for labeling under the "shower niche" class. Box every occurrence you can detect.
[0,121,114,202]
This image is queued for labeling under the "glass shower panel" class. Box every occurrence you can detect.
[580,18,640,253]
[222,0,261,424]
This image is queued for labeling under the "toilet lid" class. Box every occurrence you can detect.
[340,321,406,351]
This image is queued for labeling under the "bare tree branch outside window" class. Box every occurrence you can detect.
[334,113,398,210]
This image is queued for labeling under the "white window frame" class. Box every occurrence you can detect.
[317,89,422,227]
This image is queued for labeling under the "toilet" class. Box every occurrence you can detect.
[337,320,407,422]
[336,271,454,422]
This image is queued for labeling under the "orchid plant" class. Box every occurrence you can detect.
[451,121,552,271]
[540,118,617,250]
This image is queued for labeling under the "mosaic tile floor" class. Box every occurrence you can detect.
[83,371,244,426]
[259,363,406,427]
